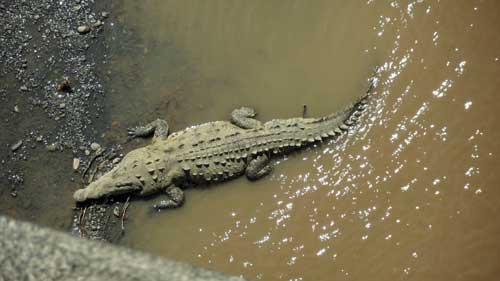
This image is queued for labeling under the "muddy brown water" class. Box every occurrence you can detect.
[104,1,500,280]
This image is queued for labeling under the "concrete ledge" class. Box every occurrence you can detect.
[0,216,245,281]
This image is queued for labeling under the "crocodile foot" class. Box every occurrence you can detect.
[152,186,184,211]
[127,119,169,139]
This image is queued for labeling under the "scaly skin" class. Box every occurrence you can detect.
[73,90,371,209]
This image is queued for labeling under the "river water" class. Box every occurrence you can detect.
[107,1,500,280]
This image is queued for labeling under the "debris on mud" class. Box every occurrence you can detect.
[0,0,121,241]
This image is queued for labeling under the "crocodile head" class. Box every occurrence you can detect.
[73,149,150,202]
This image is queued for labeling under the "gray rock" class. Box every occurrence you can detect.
[10,140,23,152]
[77,25,90,34]
[73,158,80,170]
[0,216,245,281]
[93,20,103,27]
[46,144,58,152]
[90,142,101,151]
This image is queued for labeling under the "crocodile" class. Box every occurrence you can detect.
[73,89,372,209]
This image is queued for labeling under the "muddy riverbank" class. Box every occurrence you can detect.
[0,0,126,239]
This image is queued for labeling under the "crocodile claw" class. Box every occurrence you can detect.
[153,199,178,210]
[127,127,140,138]
[127,126,153,138]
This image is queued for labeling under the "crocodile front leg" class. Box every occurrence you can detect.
[230,107,262,129]
[153,185,185,210]
[128,118,169,140]
[246,154,273,181]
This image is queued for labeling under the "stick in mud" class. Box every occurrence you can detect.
[121,197,131,231]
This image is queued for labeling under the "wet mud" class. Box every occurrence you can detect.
[0,0,122,239]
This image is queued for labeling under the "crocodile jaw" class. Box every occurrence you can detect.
[73,175,142,202]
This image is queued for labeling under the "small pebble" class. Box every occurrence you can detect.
[112,157,121,164]
[101,11,110,18]
[77,25,90,34]
[90,142,101,151]
[84,149,91,156]
[10,140,23,152]
[59,103,66,109]
[93,20,103,27]
[20,85,28,91]
[13,105,19,113]
[46,144,57,152]
[35,136,43,142]
[10,191,17,198]
[73,158,80,171]
[113,206,121,217]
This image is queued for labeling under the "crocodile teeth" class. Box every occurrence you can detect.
[327,131,336,136]
[340,124,349,130]
[315,136,322,141]
[307,137,315,143]
[321,133,329,138]
[152,175,158,181]
[334,128,343,134]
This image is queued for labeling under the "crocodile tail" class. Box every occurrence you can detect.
[323,79,373,124]
[306,80,375,142]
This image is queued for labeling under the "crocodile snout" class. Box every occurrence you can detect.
[73,175,142,202]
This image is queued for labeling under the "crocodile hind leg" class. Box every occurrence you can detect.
[127,119,169,139]
[153,185,185,210]
[230,107,262,129]
[246,154,273,181]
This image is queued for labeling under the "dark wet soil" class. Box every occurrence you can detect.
[0,0,126,241]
